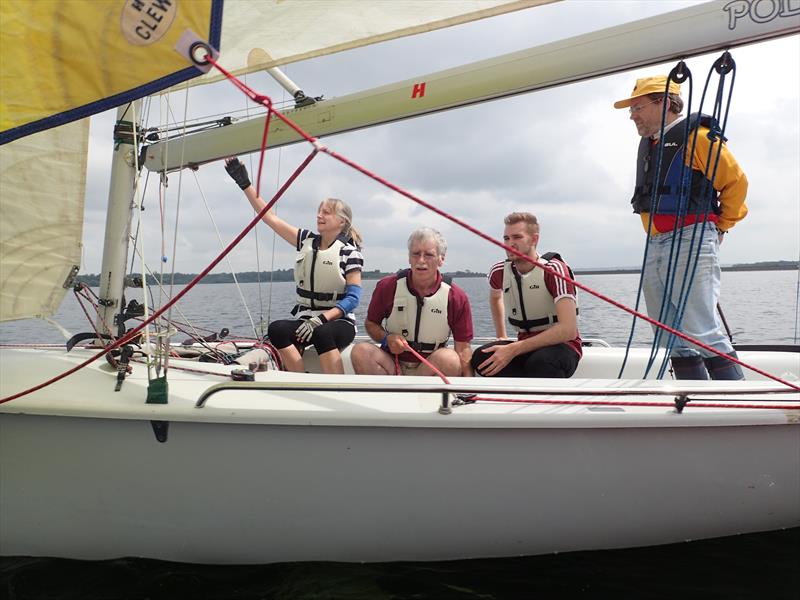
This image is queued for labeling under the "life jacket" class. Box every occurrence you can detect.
[385,269,452,353]
[631,113,722,217]
[293,234,347,313]
[502,253,577,333]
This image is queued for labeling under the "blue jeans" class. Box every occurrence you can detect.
[642,221,733,359]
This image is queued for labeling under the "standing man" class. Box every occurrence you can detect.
[351,228,473,377]
[614,75,748,380]
[471,212,581,378]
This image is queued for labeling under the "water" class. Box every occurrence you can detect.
[2,270,799,598]
[2,270,799,346]
[2,529,799,599]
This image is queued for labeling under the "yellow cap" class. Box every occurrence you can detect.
[613,75,681,109]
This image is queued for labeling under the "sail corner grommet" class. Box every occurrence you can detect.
[174,29,218,73]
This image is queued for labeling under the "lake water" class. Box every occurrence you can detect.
[2,270,799,346]
[1,270,799,599]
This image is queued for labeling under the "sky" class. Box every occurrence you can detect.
[80,0,800,276]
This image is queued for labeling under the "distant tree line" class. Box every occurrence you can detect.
[75,261,797,287]
[75,269,488,287]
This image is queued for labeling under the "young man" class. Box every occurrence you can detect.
[614,75,748,379]
[471,212,581,378]
[351,228,473,376]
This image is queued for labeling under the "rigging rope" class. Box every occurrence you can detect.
[3,50,798,404]
[190,169,260,338]
[465,395,800,411]
[199,54,799,392]
[0,147,320,403]
[656,54,738,380]
[400,341,452,384]
[616,54,741,380]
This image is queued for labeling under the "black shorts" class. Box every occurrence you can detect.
[267,318,355,355]
[471,340,579,378]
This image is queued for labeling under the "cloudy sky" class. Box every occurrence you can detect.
[80,0,800,276]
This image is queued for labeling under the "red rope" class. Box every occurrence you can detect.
[469,395,800,411]
[400,341,452,384]
[201,61,798,391]
[4,53,797,404]
[318,149,800,391]
[0,150,319,404]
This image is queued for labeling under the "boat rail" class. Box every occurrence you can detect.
[195,380,800,413]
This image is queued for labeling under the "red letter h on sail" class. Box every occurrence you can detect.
[411,82,426,99]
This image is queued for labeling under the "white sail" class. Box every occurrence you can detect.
[194,0,555,85]
[0,120,88,322]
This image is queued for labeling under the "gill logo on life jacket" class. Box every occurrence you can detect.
[430,308,443,314]
[322,260,334,266]
[529,284,540,289]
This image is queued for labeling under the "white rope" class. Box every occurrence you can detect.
[128,242,230,346]
[129,101,157,378]
[154,85,191,374]
[156,80,264,342]
[243,71,280,338]
[190,169,260,338]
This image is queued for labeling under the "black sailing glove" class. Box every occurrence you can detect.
[225,157,251,190]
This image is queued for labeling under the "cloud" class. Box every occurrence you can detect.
[78,1,799,277]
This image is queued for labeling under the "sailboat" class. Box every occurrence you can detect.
[1,0,799,564]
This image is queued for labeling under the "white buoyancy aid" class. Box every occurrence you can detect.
[385,270,451,353]
[294,236,346,312]
[502,261,559,333]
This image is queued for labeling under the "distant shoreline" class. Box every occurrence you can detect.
[576,262,799,276]
[75,261,798,286]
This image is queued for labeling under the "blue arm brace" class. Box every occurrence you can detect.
[336,284,362,315]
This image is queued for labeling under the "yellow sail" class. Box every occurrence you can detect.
[0,0,548,144]
[0,0,216,143]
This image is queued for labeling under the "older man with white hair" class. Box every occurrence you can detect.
[351,227,473,377]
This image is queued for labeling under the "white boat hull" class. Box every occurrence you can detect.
[1,346,799,564]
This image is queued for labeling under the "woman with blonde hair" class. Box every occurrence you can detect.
[225,158,363,374]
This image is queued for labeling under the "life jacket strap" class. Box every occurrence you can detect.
[406,340,447,353]
[295,288,345,302]
[509,315,558,330]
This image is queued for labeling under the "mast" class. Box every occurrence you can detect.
[95,101,142,338]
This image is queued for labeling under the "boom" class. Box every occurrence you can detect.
[143,1,800,172]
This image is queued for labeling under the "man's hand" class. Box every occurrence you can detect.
[295,315,327,343]
[383,333,407,355]
[225,157,251,190]
[478,342,518,376]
